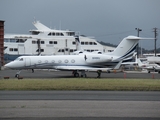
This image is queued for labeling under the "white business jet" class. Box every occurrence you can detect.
[4,36,150,78]
[137,58,160,73]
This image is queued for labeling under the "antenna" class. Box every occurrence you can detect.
[59,20,61,30]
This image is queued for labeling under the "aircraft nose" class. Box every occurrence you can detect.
[3,62,13,69]
[3,64,9,69]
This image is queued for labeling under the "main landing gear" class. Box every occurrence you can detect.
[97,70,102,78]
[72,70,87,78]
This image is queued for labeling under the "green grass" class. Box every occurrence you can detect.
[0,78,160,91]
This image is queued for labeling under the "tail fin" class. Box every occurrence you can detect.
[33,21,51,31]
[111,36,139,59]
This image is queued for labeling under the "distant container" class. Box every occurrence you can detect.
[0,20,5,68]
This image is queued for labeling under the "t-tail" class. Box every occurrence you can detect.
[107,36,153,61]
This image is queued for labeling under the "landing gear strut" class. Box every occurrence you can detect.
[15,70,21,78]
[81,71,87,78]
[97,70,102,78]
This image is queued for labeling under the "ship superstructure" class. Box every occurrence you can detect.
[4,21,115,62]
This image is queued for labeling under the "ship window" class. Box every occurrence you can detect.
[10,39,16,43]
[87,49,90,52]
[58,49,64,52]
[81,42,84,45]
[49,41,53,44]
[45,60,48,63]
[70,49,73,52]
[14,48,18,51]
[89,42,93,45]
[54,41,57,44]
[48,33,52,36]
[9,48,13,51]
[41,41,45,44]
[61,33,64,36]
[4,39,10,42]
[72,41,76,45]
[94,42,97,45]
[4,47,7,50]
[52,32,55,36]
[85,42,88,45]
[56,33,60,36]
[36,49,44,52]
[32,41,37,44]
[41,49,44,52]
[91,50,94,52]
[52,60,55,63]
[58,60,62,63]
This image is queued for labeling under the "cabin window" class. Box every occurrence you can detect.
[71,59,75,63]
[45,60,48,63]
[64,60,68,63]
[52,60,55,63]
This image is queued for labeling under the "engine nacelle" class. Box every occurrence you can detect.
[84,54,112,63]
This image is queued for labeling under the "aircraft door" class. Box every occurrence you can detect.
[25,58,31,67]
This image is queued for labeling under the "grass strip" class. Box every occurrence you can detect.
[0,78,160,91]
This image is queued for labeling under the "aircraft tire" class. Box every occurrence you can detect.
[74,73,79,77]
[15,74,19,78]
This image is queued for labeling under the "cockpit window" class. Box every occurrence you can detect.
[20,58,23,61]
[15,58,24,61]
[15,58,20,61]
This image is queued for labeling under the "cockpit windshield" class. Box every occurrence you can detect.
[15,58,23,61]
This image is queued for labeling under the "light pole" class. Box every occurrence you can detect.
[135,28,142,57]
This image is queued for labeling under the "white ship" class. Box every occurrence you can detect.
[4,21,115,62]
